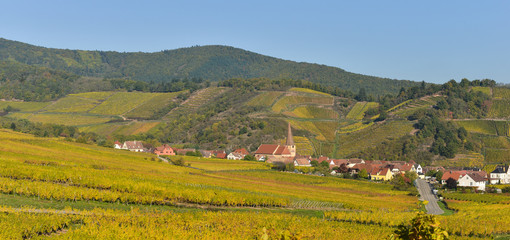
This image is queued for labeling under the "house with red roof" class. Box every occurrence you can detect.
[294,156,312,167]
[227,152,245,160]
[122,141,145,152]
[370,167,393,181]
[233,148,250,156]
[114,141,122,149]
[153,144,175,156]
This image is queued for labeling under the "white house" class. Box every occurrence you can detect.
[122,141,145,152]
[227,152,244,160]
[458,173,486,191]
[114,141,122,149]
[414,164,423,174]
[490,165,510,184]
[294,157,311,167]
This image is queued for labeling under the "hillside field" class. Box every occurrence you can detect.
[0,128,507,239]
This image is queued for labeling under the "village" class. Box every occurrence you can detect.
[114,123,510,192]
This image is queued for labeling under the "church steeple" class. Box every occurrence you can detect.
[286,122,294,146]
[286,122,296,157]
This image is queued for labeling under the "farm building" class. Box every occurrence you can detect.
[153,144,175,156]
[254,122,296,163]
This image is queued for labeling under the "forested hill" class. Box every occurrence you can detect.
[0,38,419,95]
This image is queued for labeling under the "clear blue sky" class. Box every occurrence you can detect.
[1,0,509,84]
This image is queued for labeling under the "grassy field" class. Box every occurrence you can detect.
[8,112,116,126]
[455,120,508,136]
[493,87,510,99]
[345,102,379,120]
[0,128,505,239]
[245,91,283,107]
[288,120,338,141]
[286,105,338,119]
[336,120,414,157]
[70,91,114,101]
[0,101,50,112]
[471,86,491,96]
[489,99,510,118]
[124,92,181,119]
[289,87,331,96]
[41,96,100,113]
[272,95,334,113]
[89,92,159,115]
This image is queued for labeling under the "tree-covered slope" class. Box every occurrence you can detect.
[0,38,419,95]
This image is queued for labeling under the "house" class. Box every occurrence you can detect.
[458,173,486,191]
[370,167,393,181]
[215,151,227,159]
[199,150,214,158]
[490,165,510,184]
[153,144,175,156]
[227,152,244,160]
[114,141,122,149]
[122,141,145,152]
[233,148,250,156]
[414,164,423,174]
[254,122,296,162]
[441,171,467,184]
[294,156,311,167]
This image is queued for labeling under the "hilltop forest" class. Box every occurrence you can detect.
[0,38,419,96]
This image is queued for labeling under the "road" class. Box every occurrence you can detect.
[415,179,444,215]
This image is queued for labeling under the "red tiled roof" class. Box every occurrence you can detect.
[155,144,172,152]
[233,148,250,155]
[295,157,310,166]
[442,171,467,181]
[216,153,227,159]
[274,145,290,155]
[255,144,280,154]
[467,173,485,182]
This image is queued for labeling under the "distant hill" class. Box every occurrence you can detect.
[0,38,419,95]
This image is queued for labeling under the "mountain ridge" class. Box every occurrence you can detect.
[0,37,420,95]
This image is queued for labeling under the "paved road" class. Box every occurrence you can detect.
[415,179,444,215]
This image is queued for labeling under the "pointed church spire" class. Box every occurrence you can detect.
[286,122,294,146]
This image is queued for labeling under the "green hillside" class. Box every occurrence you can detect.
[0,38,419,95]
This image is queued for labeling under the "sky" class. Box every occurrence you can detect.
[0,0,509,84]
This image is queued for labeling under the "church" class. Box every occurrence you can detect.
[254,122,296,163]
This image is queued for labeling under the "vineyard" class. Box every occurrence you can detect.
[455,120,508,136]
[288,119,338,141]
[245,91,283,107]
[289,87,331,96]
[124,92,181,119]
[336,120,414,157]
[493,87,510,99]
[471,86,491,96]
[0,128,509,238]
[89,92,159,115]
[488,99,510,118]
[271,95,333,113]
[345,102,379,120]
[286,105,338,119]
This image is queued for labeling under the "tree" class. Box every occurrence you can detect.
[446,178,457,189]
[405,171,418,183]
[355,88,367,101]
[391,212,449,240]
[243,155,256,161]
[320,160,330,168]
[358,169,368,179]
[310,160,319,167]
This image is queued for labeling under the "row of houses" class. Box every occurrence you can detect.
[114,141,249,160]
[436,165,510,191]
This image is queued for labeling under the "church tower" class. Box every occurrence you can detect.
[286,122,296,157]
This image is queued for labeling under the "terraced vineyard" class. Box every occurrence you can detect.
[271,95,333,113]
[245,91,282,107]
[124,92,181,119]
[455,120,508,136]
[0,101,50,112]
[279,136,315,156]
[89,92,159,115]
[345,102,378,120]
[335,120,414,157]
[286,105,338,119]
[163,87,226,119]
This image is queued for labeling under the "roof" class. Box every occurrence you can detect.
[348,158,364,164]
[330,159,348,166]
[492,167,507,174]
[114,141,121,145]
[467,173,485,182]
[255,144,279,154]
[216,153,227,159]
[229,152,244,159]
[295,157,310,166]
[442,171,467,181]
[124,141,144,150]
[233,148,249,155]
[317,156,329,162]
[155,144,172,152]
[275,145,291,155]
